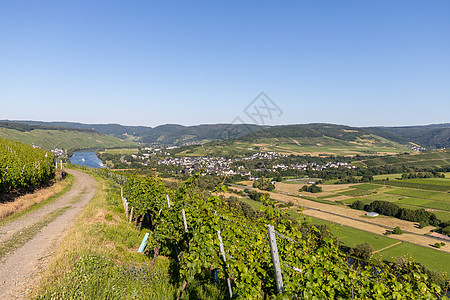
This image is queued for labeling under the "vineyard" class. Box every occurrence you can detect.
[94,168,446,299]
[0,137,54,194]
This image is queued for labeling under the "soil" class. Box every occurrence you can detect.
[0,169,97,300]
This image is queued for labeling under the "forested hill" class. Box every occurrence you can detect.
[3,120,450,149]
[232,123,450,149]
[0,121,137,151]
[3,120,262,145]
[138,123,262,144]
[238,123,372,142]
[1,120,151,138]
[365,124,450,149]
[0,121,95,133]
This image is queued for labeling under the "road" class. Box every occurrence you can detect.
[0,169,97,299]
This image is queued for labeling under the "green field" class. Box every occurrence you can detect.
[351,183,382,190]
[285,212,399,251]
[238,197,450,274]
[376,179,450,192]
[386,188,450,202]
[375,242,450,274]
[372,173,403,181]
[103,148,139,155]
[0,127,137,151]
[337,188,375,197]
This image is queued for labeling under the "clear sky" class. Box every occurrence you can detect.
[1,1,449,127]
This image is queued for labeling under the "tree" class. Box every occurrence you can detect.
[300,184,322,193]
[350,200,365,210]
[350,242,374,260]
[393,226,403,235]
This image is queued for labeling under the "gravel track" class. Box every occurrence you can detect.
[0,169,97,299]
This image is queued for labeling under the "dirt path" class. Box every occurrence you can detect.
[373,241,403,254]
[0,169,97,300]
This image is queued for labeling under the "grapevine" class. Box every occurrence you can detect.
[95,168,445,299]
[0,137,54,194]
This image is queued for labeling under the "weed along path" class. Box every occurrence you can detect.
[0,169,97,300]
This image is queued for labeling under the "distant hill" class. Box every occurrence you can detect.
[365,124,450,149]
[238,123,371,141]
[139,123,262,144]
[1,120,151,138]
[3,120,262,145]
[0,122,138,152]
[3,120,450,149]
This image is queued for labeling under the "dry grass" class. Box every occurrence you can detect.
[0,175,73,222]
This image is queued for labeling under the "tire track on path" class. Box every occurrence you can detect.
[0,169,97,300]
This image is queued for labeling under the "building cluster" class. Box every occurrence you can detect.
[51,148,66,157]
[151,151,354,176]
[271,161,355,172]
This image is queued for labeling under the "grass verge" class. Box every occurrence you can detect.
[0,174,74,226]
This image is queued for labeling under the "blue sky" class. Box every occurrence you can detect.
[1,1,449,127]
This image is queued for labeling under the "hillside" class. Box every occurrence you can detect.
[360,148,450,168]
[4,120,262,145]
[365,124,450,149]
[4,120,450,149]
[0,122,138,151]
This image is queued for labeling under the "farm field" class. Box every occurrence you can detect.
[101,148,139,155]
[232,183,442,238]
[239,198,450,274]
[361,149,450,168]
[386,188,450,202]
[375,242,450,275]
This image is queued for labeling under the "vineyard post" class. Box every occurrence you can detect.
[129,206,134,223]
[267,225,284,294]
[182,208,188,233]
[124,199,129,219]
[138,233,150,253]
[166,195,171,208]
[217,230,233,299]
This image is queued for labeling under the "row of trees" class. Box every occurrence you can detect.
[351,200,440,227]
[401,172,445,179]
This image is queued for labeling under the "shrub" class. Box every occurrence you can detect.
[300,184,323,193]
[350,242,374,260]
[393,226,403,235]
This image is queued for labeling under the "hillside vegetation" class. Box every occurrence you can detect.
[361,149,450,168]
[366,124,450,149]
[0,137,54,194]
[0,124,137,151]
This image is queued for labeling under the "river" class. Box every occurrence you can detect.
[69,151,105,168]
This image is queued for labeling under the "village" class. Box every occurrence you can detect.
[122,148,356,177]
